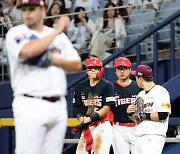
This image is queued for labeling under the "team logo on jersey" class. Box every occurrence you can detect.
[162,102,171,109]
[14,34,28,44]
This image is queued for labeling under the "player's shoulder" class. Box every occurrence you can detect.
[100,78,113,87]
[138,90,145,96]
[7,24,26,36]
[101,78,112,84]
[130,80,140,88]
[154,85,169,94]
[131,80,137,85]
[75,79,89,89]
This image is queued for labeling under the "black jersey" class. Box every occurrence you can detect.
[112,80,142,123]
[73,78,116,118]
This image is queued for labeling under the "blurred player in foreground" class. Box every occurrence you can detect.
[6,0,82,153]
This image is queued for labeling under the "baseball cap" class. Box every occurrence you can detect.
[131,64,153,78]
[17,0,45,8]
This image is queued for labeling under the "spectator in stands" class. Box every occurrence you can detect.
[45,1,71,28]
[53,0,71,14]
[128,0,143,14]
[45,0,72,10]
[0,3,8,52]
[0,3,9,34]
[0,0,8,10]
[67,6,95,59]
[44,2,61,27]
[128,0,159,14]
[144,0,159,12]
[3,0,21,27]
[89,2,126,60]
[72,0,100,11]
[109,0,129,23]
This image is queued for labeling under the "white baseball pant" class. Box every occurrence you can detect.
[135,134,165,154]
[12,95,67,154]
[76,121,113,154]
[112,124,136,154]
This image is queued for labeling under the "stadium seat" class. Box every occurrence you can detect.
[126,9,156,54]
[156,0,180,45]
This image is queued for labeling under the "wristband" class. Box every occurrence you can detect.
[145,113,151,120]
[127,113,133,116]
[90,113,101,122]
[77,114,83,120]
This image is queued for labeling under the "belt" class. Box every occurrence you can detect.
[114,122,136,127]
[90,120,109,126]
[23,94,60,102]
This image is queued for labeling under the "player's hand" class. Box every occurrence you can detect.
[127,104,137,115]
[78,116,84,123]
[133,112,146,124]
[55,16,70,34]
[81,19,87,26]
[83,116,91,123]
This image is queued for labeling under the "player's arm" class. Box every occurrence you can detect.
[96,105,110,118]
[51,57,82,72]
[73,85,85,123]
[83,82,115,123]
[127,104,137,122]
[83,105,111,123]
[145,112,169,121]
[127,105,169,121]
[20,16,70,59]
[150,90,171,121]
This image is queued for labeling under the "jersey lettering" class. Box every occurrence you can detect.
[144,102,154,108]
[115,97,136,106]
[82,97,102,107]
[144,108,153,112]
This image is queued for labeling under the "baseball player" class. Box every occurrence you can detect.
[111,57,142,154]
[127,64,171,154]
[73,57,116,154]
[6,0,82,154]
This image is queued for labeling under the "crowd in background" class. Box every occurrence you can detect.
[0,0,179,65]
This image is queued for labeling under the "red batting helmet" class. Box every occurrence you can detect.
[17,0,45,8]
[114,57,131,68]
[85,57,104,79]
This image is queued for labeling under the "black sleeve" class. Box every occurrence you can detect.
[102,82,116,106]
[158,112,169,120]
[73,85,84,118]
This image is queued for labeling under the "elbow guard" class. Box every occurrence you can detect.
[158,112,169,120]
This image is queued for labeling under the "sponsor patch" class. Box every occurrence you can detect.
[162,102,171,109]
[106,97,115,102]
